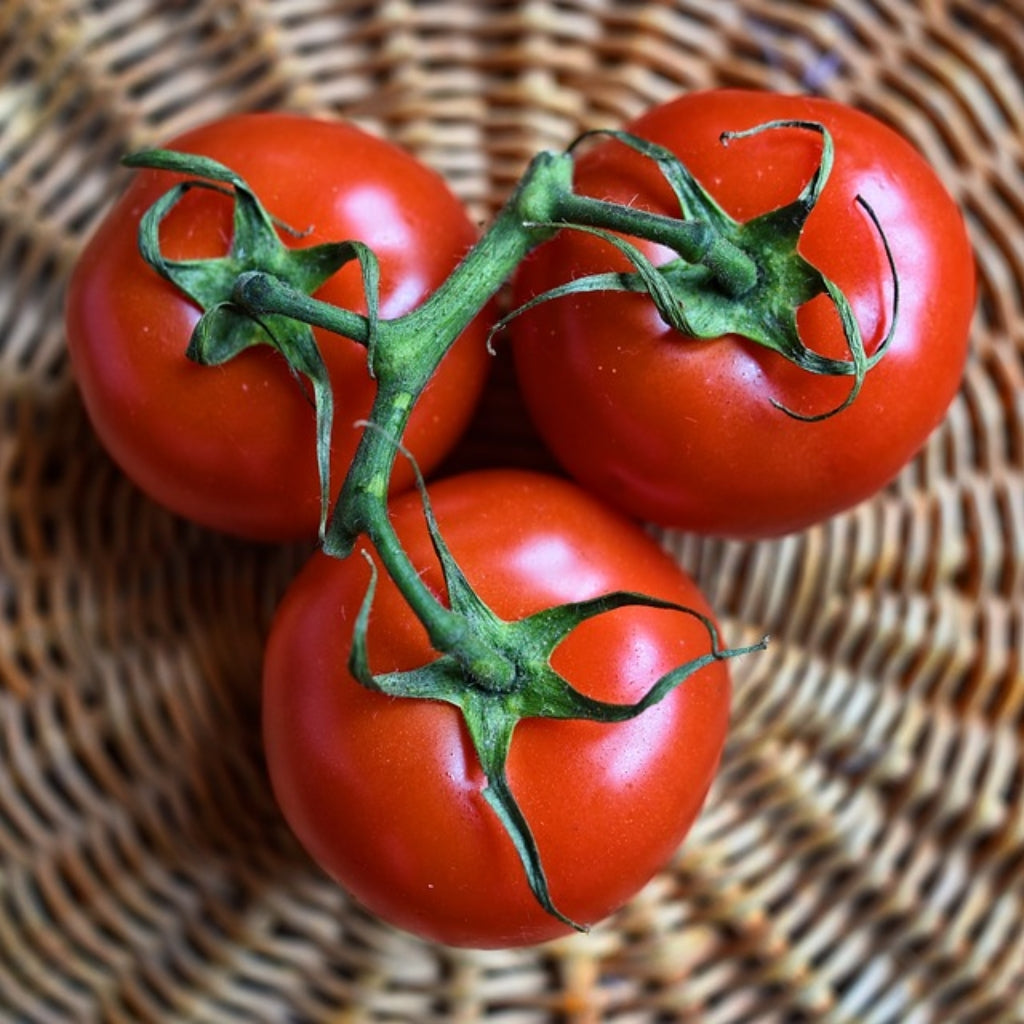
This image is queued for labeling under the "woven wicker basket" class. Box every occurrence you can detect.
[2,1,1023,1020]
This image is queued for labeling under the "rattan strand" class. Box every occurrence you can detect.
[2,1,1023,1021]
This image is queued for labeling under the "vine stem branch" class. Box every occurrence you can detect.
[124,118,876,929]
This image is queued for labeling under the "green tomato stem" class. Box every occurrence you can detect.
[232,151,575,650]
[549,192,759,297]
[232,269,370,344]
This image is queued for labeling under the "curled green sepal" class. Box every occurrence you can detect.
[348,455,768,932]
[349,555,581,933]
[125,148,382,539]
[502,120,899,421]
[720,119,899,418]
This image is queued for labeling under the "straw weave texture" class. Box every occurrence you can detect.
[2,1,1023,1021]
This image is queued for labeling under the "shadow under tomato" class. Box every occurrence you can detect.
[435,338,562,479]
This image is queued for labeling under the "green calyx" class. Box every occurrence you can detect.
[502,119,900,420]
[349,451,767,932]
[124,115,894,932]
[127,148,381,541]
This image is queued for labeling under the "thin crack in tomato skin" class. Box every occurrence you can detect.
[509,90,975,538]
[262,470,732,949]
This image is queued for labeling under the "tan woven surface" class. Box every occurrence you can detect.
[2,0,1023,1020]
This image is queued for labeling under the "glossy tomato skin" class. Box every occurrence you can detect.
[510,90,975,537]
[66,113,490,541]
[262,470,731,948]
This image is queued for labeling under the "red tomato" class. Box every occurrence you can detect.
[65,112,489,541]
[262,470,731,948]
[509,90,975,537]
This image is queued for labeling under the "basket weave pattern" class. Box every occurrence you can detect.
[2,1,1023,1021]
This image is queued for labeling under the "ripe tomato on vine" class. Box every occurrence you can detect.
[509,90,975,537]
[263,470,736,948]
[66,112,490,541]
